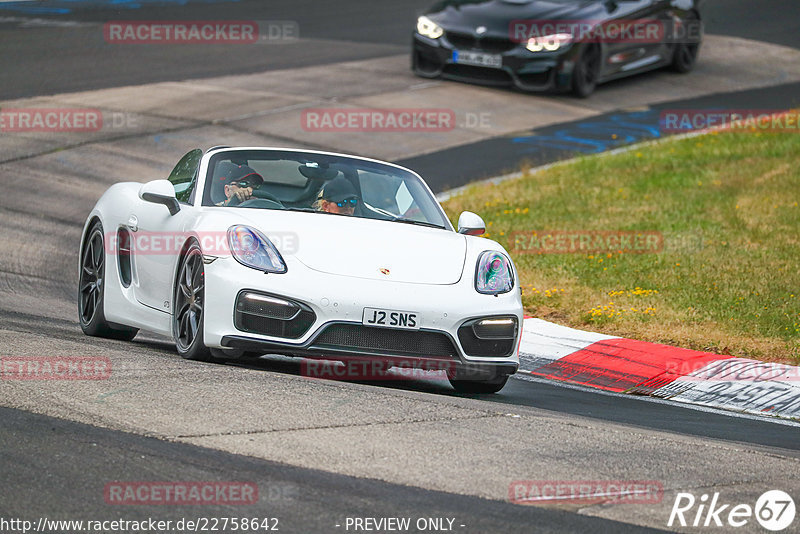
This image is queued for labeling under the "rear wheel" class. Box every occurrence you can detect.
[173,241,211,361]
[78,222,139,341]
[572,45,601,98]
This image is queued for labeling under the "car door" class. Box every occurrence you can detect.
[599,0,666,79]
[131,149,202,313]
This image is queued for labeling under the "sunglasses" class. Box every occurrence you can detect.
[231,180,258,188]
[335,198,358,208]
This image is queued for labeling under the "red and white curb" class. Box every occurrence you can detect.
[518,318,800,420]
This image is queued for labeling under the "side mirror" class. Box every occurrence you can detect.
[457,211,486,236]
[139,180,180,216]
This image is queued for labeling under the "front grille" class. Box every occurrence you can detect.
[446,32,518,54]
[442,64,512,84]
[312,324,458,359]
[234,291,315,339]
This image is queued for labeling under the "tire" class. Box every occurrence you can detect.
[209,348,262,360]
[173,241,212,361]
[448,374,510,394]
[572,45,601,98]
[670,37,700,74]
[78,222,139,341]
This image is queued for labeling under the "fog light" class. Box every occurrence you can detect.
[237,291,300,320]
[473,317,516,339]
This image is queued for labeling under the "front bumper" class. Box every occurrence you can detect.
[203,255,522,375]
[412,32,579,93]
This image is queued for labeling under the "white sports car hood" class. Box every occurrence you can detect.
[231,211,467,285]
[294,224,466,284]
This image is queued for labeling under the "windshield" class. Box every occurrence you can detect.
[202,149,450,229]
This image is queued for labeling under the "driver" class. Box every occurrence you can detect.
[214,163,264,207]
[312,176,360,216]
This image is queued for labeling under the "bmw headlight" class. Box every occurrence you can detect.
[227,225,287,274]
[417,15,444,39]
[526,33,573,52]
[475,251,514,295]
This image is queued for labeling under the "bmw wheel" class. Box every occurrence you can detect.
[572,44,601,98]
[671,14,701,73]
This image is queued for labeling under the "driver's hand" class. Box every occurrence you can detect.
[233,187,253,202]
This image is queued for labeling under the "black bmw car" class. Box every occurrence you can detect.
[412,0,704,97]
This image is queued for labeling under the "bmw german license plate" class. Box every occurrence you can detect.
[362,308,420,330]
[452,50,502,68]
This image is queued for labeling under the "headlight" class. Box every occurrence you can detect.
[526,33,573,52]
[417,16,444,39]
[227,225,287,274]
[475,251,514,295]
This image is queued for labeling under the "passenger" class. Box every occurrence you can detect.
[312,176,360,216]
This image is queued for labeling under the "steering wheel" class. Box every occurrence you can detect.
[252,189,282,203]
[224,188,282,207]
[238,198,284,209]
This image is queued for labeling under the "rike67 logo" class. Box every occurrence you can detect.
[669,490,796,531]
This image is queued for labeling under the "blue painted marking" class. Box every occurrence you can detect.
[512,109,663,155]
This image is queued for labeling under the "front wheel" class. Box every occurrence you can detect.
[671,40,699,73]
[572,45,601,98]
[449,374,510,394]
[671,12,701,73]
[173,241,211,361]
[78,222,138,341]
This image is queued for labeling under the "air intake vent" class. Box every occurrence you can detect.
[235,291,315,339]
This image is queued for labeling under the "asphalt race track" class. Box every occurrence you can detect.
[1,0,798,100]
[1,1,799,533]
[2,406,657,534]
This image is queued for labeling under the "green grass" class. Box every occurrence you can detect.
[442,130,800,364]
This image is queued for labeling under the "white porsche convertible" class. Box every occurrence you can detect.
[78,147,522,393]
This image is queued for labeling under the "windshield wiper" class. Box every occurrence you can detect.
[391,218,446,230]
